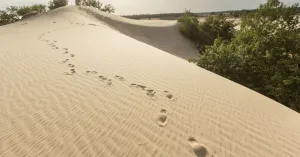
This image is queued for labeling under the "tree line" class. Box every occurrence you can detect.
[124,7,300,20]
[0,0,115,26]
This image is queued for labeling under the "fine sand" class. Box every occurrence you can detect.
[0,6,300,157]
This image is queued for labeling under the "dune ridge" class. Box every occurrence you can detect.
[0,6,300,157]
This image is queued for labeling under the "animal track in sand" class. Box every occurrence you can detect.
[188,137,216,157]
[70,54,75,57]
[63,48,68,50]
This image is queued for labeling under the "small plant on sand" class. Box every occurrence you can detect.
[75,0,115,13]
[48,0,68,10]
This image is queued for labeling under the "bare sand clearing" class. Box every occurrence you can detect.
[0,6,300,157]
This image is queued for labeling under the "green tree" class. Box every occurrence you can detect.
[178,11,235,51]
[49,0,68,10]
[196,0,300,112]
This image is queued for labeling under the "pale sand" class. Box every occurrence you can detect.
[0,6,300,157]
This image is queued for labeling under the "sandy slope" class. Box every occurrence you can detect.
[78,6,199,60]
[0,6,300,157]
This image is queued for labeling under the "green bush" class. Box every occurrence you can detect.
[0,10,19,26]
[75,0,115,13]
[49,0,68,10]
[178,11,235,51]
[195,0,300,112]
[17,4,46,16]
[0,4,46,26]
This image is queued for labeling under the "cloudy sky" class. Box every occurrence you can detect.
[0,0,298,15]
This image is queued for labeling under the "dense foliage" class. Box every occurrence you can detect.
[178,11,235,51]
[0,10,19,26]
[16,4,46,16]
[195,0,300,112]
[48,0,68,10]
[75,0,115,13]
[0,4,46,26]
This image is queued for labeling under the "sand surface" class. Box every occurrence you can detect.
[0,6,300,157]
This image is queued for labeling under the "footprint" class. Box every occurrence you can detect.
[188,137,215,157]
[130,83,136,86]
[114,75,125,81]
[53,22,56,23]
[157,113,167,127]
[64,69,75,75]
[68,64,75,68]
[164,91,174,100]
[146,89,156,97]
[99,76,107,81]
[70,54,75,57]
[70,69,76,72]
[63,48,68,50]
[160,109,167,113]
[53,40,57,42]
[166,93,173,100]
[137,85,147,90]
[91,71,97,74]
[64,51,68,54]
[61,59,69,64]
[107,81,112,86]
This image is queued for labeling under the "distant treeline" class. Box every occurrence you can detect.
[123,7,300,20]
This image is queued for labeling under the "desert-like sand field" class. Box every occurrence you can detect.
[0,6,300,157]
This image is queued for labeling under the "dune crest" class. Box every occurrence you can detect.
[0,6,300,157]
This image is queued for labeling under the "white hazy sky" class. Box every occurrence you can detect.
[0,0,298,15]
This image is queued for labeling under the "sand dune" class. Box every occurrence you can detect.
[0,6,300,157]
[79,6,199,60]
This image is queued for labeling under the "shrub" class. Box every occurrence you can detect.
[17,4,46,16]
[76,0,115,13]
[178,11,235,51]
[195,0,300,112]
[0,10,19,26]
[49,0,68,10]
